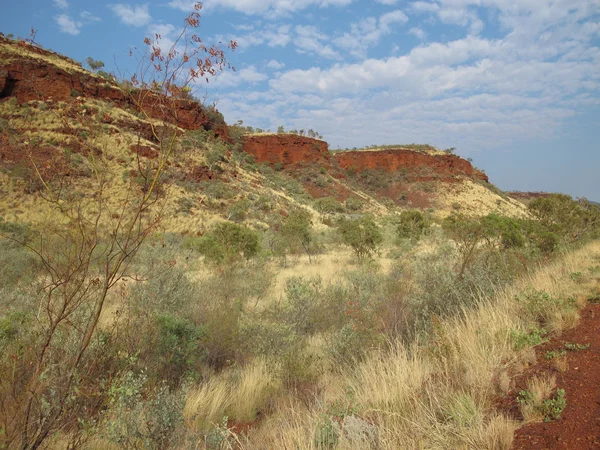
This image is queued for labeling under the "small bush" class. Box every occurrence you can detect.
[337,216,383,260]
[194,222,260,264]
[345,197,364,211]
[396,210,430,242]
[315,196,345,214]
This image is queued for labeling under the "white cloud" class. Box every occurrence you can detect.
[295,25,341,60]
[375,0,399,4]
[267,60,285,70]
[109,4,152,27]
[205,0,600,181]
[410,1,439,13]
[55,11,101,35]
[80,11,101,24]
[168,0,354,17]
[409,27,427,39]
[55,14,80,35]
[211,66,268,88]
[223,25,291,50]
[380,10,409,28]
[53,0,68,9]
[334,10,408,58]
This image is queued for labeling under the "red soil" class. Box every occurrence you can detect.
[500,301,600,449]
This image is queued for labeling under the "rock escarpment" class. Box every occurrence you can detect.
[242,134,330,168]
[242,135,488,183]
[0,37,229,140]
[333,149,489,182]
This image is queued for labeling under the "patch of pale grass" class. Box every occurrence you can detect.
[349,344,431,414]
[482,414,517,450]
[205,241,600,449]
[436,179,528,218]
[553,355,568,372]
[184,358,279,433]
[519,374,556,423]
[229,359,281,422]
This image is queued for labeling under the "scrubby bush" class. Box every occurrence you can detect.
[396,210,430,242]
[338,216,383,260]
[345,197,365,211]
[529,194,600,243]
[193,222,259,264]
[315,196,345,214]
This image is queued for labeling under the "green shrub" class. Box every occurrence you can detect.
[511,328,548,351]
[227,199,251,222]
[345,197,364,211]
[480,214,525,249]
[201,181,235,201]
[396,210,430,242]
[279,209,313,259]
[194,222,259,264]
[175,197,195,215]
[103,372,185,449]
[337,216,383,260]
[315,197,345,214]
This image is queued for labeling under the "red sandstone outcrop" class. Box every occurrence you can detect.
[333,149,489,182]
[0,38,229,139]
[243,134,330,168]
[241,134,488,183]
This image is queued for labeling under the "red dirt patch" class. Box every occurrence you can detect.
[130,144,158,159]
[500,302,600,449]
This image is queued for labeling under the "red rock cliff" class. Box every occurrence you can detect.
[333,149,488,182]
[243,134,330,168]
[0,38,229,139]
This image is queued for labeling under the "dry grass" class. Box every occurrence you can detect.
[437,179,528,218]
[184,358,280,433]
[0,38,112,80]
[518,374,557,423]
[237,240,600,449]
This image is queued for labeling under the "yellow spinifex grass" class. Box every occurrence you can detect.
[242,240,600,449]
[184,358,280,433]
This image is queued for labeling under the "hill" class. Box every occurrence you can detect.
[0,36,527,232]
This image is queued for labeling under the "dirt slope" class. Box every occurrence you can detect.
[502,299,600,449]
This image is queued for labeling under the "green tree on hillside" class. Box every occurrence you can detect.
[396,210,430,242]
[85,56,105,71]
[195,222,259,264]
[281,209,314,262]
[442,213,485,278]
[338,216,383,260]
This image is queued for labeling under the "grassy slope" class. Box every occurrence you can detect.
[184,241,600,449]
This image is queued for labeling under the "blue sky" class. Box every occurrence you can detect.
[1,0,599,200]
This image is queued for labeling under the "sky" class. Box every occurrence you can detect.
[1,0,599,200]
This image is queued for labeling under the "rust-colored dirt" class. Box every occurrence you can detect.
[501,302,600,449]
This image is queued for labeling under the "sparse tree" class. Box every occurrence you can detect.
[0,4,236,447]
[338,216,383,260]
[281,209,313,262]
[442,213,485,278]
[85,56,105,72]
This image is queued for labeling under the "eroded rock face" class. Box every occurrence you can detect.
[242,135,490,184]
[0,40,229,139]
[242,134,330,168]
[333,149,483,182]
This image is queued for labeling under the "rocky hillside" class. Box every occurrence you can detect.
[0,37,527,231]
[241,134,523,215]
